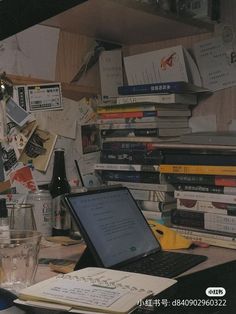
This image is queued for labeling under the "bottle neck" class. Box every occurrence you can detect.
[51,150,67,180]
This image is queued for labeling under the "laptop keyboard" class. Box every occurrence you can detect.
[120,251,207,278]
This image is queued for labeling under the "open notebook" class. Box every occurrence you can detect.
[16,267,176,314]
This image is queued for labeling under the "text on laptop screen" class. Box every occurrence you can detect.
[68,188,160,267]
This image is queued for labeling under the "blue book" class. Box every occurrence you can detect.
[118,81,211,95]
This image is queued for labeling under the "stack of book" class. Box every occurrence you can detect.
[159,145,236,249]
[95,82,203,224]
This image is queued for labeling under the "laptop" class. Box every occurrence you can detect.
[64,186,207,278]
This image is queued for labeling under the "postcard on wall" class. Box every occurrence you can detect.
[19,128,57,172]
[123,45,199,86]
[9,163,38,193]
[193,36,236,91]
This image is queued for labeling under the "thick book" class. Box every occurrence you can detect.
[171,209,236,234]
[171,226,236,249]
[180,131,236,146]
[142,209,172,223]
[99,120,189,129]
[98,116,189,124]
[175,190,236,204]
[160,164,236,176]
[163,151,236,166]
[101,128,191,138]
[177,198,236,215]
[165,173,236,187]
[101,170,161,184]
[97,103,190,111]
[130,189,174,202]
[94,163,160,172]
[117,93,197,105]
[100,149,164,165]
[139,200,176,212]
[99,109,191,119]
[17,267,176,314]
[176,183,236,195]
[118,81,211,95]
[107,181,175,192]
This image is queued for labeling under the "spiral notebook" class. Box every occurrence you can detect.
[16,267,176,314]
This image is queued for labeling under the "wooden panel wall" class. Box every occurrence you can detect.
[55,1,236,131]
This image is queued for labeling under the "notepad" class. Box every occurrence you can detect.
[16,267,176,314]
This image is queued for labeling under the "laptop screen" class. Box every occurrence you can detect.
[66,187,161,267]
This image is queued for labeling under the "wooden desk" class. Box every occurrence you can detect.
[36,243,236,283]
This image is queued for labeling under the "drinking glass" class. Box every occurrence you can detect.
[0,229,41,294]
[8,203,37,230]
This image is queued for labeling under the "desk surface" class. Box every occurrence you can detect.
[36,243,236,283]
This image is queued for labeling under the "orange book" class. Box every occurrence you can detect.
[160,164,236,176]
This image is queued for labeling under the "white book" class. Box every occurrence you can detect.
[94,163,159,172]
[16,267,176,314]
[117,93,197,105]
[138,200,176,212]
[102,136,180,143]
[176,199,229,215]
[171,227,236,249]
[107,181,175,191]
[130,189,174,202]
[99,120,189,129]
[175,190,236,204]
[97,116,189,125]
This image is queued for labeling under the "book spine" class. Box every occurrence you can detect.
[118,82,183,95]
[165,173,236,187]
[100,150,163,165]
[102,142,157,150]
[107,181,175,191]
[97,104,157,112]
[171,209,204,224]
[175,184,228,194]
[116,94,197,105]
[171,209,236,234]
[94,163,160,172]
[99,111,157,119]
[99,121,189,129]
[164,153,236,166]
[101,170,161,184]
[172,226,236,242]
[160,164,236,176]
[100,128,160,138]
[129,189,174,202]
[172,228,236,249]
[176,199,230,215]
[138,200,176,211]
[174,190,236,204]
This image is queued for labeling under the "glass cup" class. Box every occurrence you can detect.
[0,229,41,294]
[8,203,37,230]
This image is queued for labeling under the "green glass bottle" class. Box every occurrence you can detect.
[49,148,71,236]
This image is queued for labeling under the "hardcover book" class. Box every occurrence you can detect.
[118,81,211,95]
[176,198,236,215]
[94,163,160,172]
[107,181,175,192]
[117,93,197,106]
[99,120,189,129]
[180,131,236,146]
[165,173,236,187]
[175,190,236,204]
[130,189,175,202]
[160,164,236,176]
